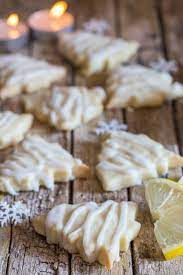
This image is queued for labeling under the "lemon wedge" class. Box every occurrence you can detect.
[145,178,183,260]
[154,206,183,260]
[145,178,183,221]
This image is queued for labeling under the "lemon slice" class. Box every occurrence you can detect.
[145,178,183,260]
[145,178,183,220]
[154,206,183,260]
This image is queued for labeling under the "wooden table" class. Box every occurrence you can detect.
[0,0,183,274]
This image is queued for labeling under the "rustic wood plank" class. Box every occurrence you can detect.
[72,112,133,275]
[0,125,14,272]
[0,46,30,275]
[118,0,183,274]
[161,0,183,150]
[71,0,133,274]
[0,226,10,275]
[0,192,13,275]
[161,0,183,78]
[0,1,73,274]
[126,105,183,275]
[4,41,71,275]
[161,3,183,271]
[0,0,182,274]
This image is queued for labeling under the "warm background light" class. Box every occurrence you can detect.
[50,1,68,18]
[7,13,19,27]
[28,0,73,39]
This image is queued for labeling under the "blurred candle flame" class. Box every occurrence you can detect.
[7,13,19,27]
[8,30,20,39]
[50,1,68,18]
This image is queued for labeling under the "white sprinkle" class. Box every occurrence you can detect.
[0,201,30,227]
[149,58,178,73]
[93,119,128,135]
[82,19,111,34]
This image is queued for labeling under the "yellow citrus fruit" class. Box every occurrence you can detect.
[145,178,183,221]
[154,206,183,260]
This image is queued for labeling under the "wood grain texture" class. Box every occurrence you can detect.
[0,47,30,275]
[0,0,183,274]
[161,0,183,158]
[161,0,183,77]
[118,0,183,274]
[1,42,71,275]
[72,0,133,274]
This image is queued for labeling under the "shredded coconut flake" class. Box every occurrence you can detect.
[0,201,30,227]
[149,58,178,73]
[82,19,111,34]
[93,119,128,135]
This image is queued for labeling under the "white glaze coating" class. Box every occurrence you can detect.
[0,135,89,195]
[0,111,33,149]
[23,86,106,130]
[0,54,66,99]
[96,131,183,191]
[106,64,183,108]
[32,200,141,269]
[58,31,139,76]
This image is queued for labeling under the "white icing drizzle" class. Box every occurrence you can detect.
[0,135,87,195]
[0,111,33,149]
[59,31,139,75]
[106,64,183,109]
[0,54,66,98]
[96,131,183,191]
[33,200,140,269]
[23,86,106,130]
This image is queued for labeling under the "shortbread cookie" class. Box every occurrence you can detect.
[96,131,183,191]
[58,31,139,76]
[0,54,66,99]
[0,111,33,149]
[106,64,183,108]
[23,86,106,130]
[0,135,89,195]
[33,200,141,269]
